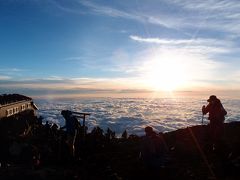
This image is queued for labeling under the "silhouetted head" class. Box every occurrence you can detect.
[145,126,155,136]
[207,95,221,105]
[207,95,217,102]
[61,110,72,117]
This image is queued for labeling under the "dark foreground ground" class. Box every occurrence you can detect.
[1,115,240,180]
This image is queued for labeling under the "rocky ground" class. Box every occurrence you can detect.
[1,115,240,179]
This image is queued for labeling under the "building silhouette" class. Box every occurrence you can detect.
[0,94,38,119]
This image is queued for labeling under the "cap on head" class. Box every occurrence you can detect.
[207,95,217,102]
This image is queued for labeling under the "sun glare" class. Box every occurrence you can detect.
[143,51,188,91]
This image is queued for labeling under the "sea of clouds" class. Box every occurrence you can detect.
[36,97,240,136]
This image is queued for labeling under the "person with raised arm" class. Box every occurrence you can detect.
[202,95,227,150]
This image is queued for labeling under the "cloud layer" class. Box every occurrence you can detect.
[37,97,240,136]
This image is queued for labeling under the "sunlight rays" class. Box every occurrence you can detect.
[142,50,188,92]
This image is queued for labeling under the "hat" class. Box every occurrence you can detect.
[207,95,217,102]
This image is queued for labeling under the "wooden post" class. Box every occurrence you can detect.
[71,111,90,140]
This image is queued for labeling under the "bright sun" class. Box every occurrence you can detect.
[143,52,188,91]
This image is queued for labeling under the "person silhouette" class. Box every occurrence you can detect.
[61,110,80,157]
[140,126,166,169]
[202,95,227,150]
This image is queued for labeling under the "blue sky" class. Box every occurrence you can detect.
[1,0,240,97]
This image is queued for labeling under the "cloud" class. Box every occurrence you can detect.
[50,0,86,15]
[63,56,85,62]
[0,75,11,80]
[0,68,26,77]
[172,0,240,12]
[36,97,240,135]
[129,35,233,54]
[0,76,150,96]
[77,0,240,36]
[71,0,181,29]
[130,35,220,45]
[49,0,240,38]
[167,0,240,35]
[0,68,25,72]
[79,0,144,21]
[50,0,240,37]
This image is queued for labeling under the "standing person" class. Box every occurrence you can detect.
[61,110,80,158]
[202,95,227,150]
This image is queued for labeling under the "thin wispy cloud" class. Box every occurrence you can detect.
[59,0,240,37]
[52,0,231,35]
[63,56,85,62]
[50,0,86,14]
[130,35,223,46]
[168,0,240,35]
[0,75,11,80]
[172,0,240,12]
[0,76,146,96]
[0,68,25,72]
[129,35,232,54]
[0,68,26,76]
[76,0,181,29]
[79,0,141,21]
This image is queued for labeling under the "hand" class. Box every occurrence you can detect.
[202,105,205,111]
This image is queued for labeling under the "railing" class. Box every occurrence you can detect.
[71,111,91,128]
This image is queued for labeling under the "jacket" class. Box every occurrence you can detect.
[202,99,227,122]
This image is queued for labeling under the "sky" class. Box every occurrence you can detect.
[0,0,240,98]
